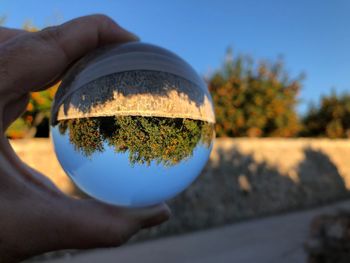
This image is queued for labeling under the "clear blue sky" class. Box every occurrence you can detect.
[1,0,349,113]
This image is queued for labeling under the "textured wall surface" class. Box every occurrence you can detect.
[55,71,215,123]
[10,139,75,194]
[10,138,350,240]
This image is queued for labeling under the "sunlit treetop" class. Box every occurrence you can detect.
[208,49,303,138]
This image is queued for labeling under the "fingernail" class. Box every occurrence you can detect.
[154,203,171,224]
[127,31,140,41]
[162,203,172,218]
[119,26,140,41]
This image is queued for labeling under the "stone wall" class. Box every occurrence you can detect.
[10,139,75,194]
[10,138,350,239]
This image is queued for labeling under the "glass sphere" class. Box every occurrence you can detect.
[51,42,215,207]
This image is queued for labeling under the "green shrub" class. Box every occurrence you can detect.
[6,85,58,138]
[302,91,350,138]
[208,49,303,137]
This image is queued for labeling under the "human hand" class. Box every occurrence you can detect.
[0,15,170,262]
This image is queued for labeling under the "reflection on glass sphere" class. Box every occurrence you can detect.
[51,42,215,207]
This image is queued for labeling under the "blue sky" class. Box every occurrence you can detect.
[1,0,348,113]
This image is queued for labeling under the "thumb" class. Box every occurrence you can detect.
[57,198,171,249]
[0,14,139,96]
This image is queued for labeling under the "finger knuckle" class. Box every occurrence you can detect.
[38,26,62,44]
[112,220,140,246]
[114,231,132,246]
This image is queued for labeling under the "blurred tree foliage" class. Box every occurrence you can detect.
[6,82,59,138]
[6,23,59,138]
[208,48,303,137]
[58,116,214,166]
[302,91,350,138]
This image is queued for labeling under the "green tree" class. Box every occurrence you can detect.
[302,91,350,138]
[6,83,58,138]
[58,116,214,166]
[208,49,303,137]
[65,118,105,156]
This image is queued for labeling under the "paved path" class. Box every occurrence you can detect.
[48,200,350,263]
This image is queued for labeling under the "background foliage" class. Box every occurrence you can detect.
[6,83,58,138]
[209,49,303,137]
[301,91,350,138]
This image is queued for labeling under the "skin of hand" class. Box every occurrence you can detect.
[0,15,171,262]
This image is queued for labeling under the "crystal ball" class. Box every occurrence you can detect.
[51,42,215,207]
